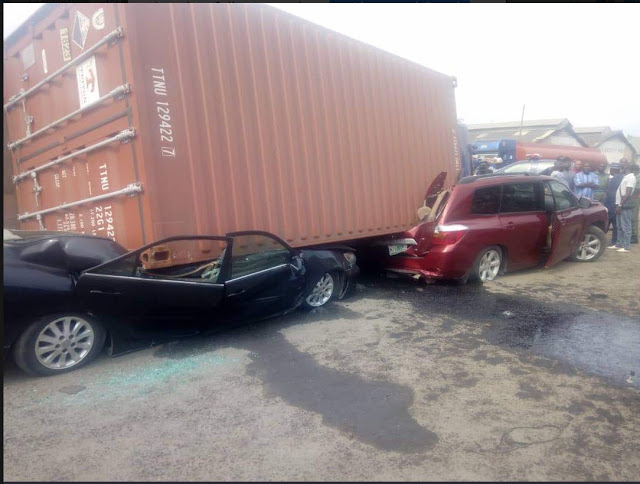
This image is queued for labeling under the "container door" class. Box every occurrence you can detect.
[3,5,145,250]
[545,181,585,268]
[76,236,231,336]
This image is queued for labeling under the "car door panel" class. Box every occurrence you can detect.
[76,236,231,335]
[546,208,584,267]
[223,264,302,323]
[545,181,585,267]
[223,231,305,323]
[498,182,547,270]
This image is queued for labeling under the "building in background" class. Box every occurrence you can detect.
[627,136,640,163]
[468,119,587,147]
[574,127,637,164]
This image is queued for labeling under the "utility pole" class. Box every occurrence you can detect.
[518,104,525,139]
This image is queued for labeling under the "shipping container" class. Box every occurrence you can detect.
[3,113,19,229]
[4,3,460,250]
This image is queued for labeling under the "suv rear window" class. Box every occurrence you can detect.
[500,182,543,213]
[471,186,501,214]
[502,162,531,173]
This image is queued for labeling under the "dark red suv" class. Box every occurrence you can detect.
[380,173,609,283]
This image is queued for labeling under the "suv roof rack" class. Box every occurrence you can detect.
[458,173,536,184]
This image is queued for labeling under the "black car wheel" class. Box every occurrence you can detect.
[13,313,106,376]
[569,226,606,262]
[302,271,338,309]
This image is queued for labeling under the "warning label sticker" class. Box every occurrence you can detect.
[76,56,100,108]
[92,8,105,30]
[72,11,90,50]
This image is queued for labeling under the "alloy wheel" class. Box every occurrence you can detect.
[575,233,601,261]
[305,273,335,307]
[478,250,501,282]
[35,316,95,370]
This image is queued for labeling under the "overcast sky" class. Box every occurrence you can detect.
[4,3,639,135]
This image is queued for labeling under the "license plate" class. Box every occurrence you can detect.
[388,244,409,256]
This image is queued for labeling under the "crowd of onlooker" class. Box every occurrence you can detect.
[546,157,639,252]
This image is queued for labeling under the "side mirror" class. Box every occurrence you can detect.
[578,197,591,210]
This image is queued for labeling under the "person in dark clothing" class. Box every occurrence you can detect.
[475,159,493,175]
[605,162,623,244]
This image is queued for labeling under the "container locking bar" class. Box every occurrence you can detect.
[17,182,143,222]
[7,84,130,151]
[13,128,136,183]
[4,27,124,111]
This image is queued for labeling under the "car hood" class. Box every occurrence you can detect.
[9,235,128,273]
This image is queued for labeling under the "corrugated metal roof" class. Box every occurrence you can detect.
[574,126,611,134]
[628,136,640,153]
[573,127,636,154]
[467,119,567,131]
[467,118,587,147]
[468,127,555,143]
[575,132,606,148]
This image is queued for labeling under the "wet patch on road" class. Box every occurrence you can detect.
[516,382,546,400]
[354,275,640,390]
[486,311,640,389]
[239,332,438,453]
[566,400,595,415]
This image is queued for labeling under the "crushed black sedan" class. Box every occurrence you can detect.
[3,229,358,376]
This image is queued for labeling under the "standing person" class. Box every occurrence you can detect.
[475,158,493,175]
[605,163,623,245]
[574,162,599,200]
[562,157,577,192]
[550,157,572,189]
[561,158,577,192]
[631,164,640,244]
[608,160,637,252]
[573,159,583,173]
[593,162,609,203]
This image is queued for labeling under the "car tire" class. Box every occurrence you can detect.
[338,273,356,300]
[302,271,339,310]
[468,246,503,283]
[13,313,106,376]
[569,225,606,263]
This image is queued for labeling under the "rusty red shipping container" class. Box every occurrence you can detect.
[4,3,460,250]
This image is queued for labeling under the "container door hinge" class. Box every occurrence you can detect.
[31,172,43,207]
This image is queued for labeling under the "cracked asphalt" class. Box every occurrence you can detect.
[4,246,640,481]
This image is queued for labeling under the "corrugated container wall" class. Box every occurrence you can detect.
[3,112,19,229]
[4,3,460,249]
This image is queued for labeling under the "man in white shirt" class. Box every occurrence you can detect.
[608,159,637,252]
[550,157,572,189]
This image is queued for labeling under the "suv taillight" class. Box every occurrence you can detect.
[431,224,469,246]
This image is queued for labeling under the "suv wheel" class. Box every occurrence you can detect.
[570,226,606,262]
[469,246,502,283]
